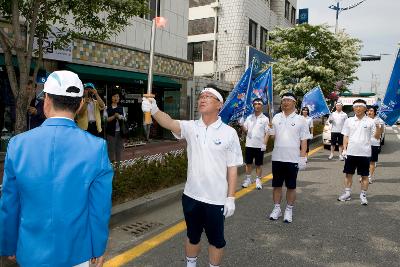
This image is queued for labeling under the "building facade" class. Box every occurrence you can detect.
[188,0,297,85]
[0,0,193,141]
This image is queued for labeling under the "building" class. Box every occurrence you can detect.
[0,0,193,140]
[188,0,297,85]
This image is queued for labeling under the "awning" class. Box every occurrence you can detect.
[65,63,181,89]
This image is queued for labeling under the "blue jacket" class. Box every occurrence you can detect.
[0,118,114,267]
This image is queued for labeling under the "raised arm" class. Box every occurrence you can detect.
[142,98,181,136]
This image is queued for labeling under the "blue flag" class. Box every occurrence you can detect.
[301,86,330,118]
[219,65,253,123]
[378,49,400,126]
[244,66,273,118]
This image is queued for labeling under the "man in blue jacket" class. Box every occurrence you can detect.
[0,70,114,267]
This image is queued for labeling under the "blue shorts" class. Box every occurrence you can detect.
[182,194,226,248]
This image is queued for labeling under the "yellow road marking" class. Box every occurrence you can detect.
[105,145,324,266]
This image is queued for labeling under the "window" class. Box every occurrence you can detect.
[189,0,215,8]
[187,41,214,62]
[141,0,161,20]
[291,7,296,24]
[260,27,268,53]
[248,19,257,48]
[188,42,203,61]
[188,18,215,36]
[285,0,290,20]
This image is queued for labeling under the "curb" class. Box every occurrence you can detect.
[110,134,323,225]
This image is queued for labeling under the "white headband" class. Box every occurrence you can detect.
[201,88,223,103]
[336,102,343,106]
[353,103,367,108]
[281,96,296,101]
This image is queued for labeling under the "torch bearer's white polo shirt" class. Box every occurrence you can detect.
[173,116,243,205]
[243,113,270,148]
[341,115,376,157]
[270,111,309,163]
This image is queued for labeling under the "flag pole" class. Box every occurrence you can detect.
[266,66,273,123]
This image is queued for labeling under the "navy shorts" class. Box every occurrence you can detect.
[370,146,380,162]
[272,161,299,189]
[182,194,226,249]
[245,147,264,166]
[331,132,343,146]
[343,155,370,176]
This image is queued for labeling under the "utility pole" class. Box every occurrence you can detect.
[329,0,367,34]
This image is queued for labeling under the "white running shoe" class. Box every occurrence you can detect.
[337,191,351,202]
[360,194,368,205]
[328,154,334,160]
[242,177,252,188]
[339,155,344,161]
[269,206,282,220]
[283,208,293,223]
[255,178,262,190]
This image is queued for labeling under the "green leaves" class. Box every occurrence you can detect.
[266,24,361,97]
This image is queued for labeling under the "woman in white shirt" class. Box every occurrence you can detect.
[301,106,313,157]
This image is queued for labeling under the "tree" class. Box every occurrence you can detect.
[266,24,361,98]
[0,0,148,133]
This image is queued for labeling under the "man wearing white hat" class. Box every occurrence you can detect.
[328,101,348,160]
[142,83,243,267]
[0,71,113,267]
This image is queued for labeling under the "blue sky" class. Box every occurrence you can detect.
[297,0,400,97]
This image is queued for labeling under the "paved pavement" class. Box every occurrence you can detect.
[105,125,400,267]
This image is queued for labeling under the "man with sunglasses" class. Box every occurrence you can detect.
[141,84,243,267]
[241,98,270,190]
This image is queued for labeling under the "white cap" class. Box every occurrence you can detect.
[200,87,224,103]
[43,70,83,97]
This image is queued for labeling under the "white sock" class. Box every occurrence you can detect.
[186,256,197,267]
[361,190,367,196]
[256,176,261,180]
[245,174,252,180]
[274,203,281,209]
[345,188,351,193]
[210,264,220,267]
[286,204,294,210]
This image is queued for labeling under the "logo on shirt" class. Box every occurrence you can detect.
[291,123,296,126]
[213,138,222,145]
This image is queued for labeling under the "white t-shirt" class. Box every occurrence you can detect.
[173,117,243,205]
[270,111,309,163]
[341,115,376,157]
[371,117,384,147]
[243,113,270,148]
[303,116,314,139]
[329,111,348,133]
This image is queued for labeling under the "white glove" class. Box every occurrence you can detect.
[260,144,267,152]
[141,97,159,115]
[298,157,307,170]
[342,150,347,159]
[223,197,235,218]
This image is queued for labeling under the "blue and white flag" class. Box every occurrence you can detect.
[378,48,400,126]
[301,86,330,118]
[244,66,273,118]
[219,64,253,124]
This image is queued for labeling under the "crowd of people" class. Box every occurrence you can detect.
[0,71,385,267]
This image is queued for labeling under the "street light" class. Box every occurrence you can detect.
[328,0,367,34]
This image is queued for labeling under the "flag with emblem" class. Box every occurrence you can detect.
[219,61,254,124]
[301,86,330,118]
[378,48,400,126]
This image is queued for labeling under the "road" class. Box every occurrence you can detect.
[105,125,400,267]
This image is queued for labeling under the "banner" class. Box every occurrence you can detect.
[219,64,253,124]
[378,48,400,126]
[301,86,330,118]
[244,66,273,118]
[33,26,73,62]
